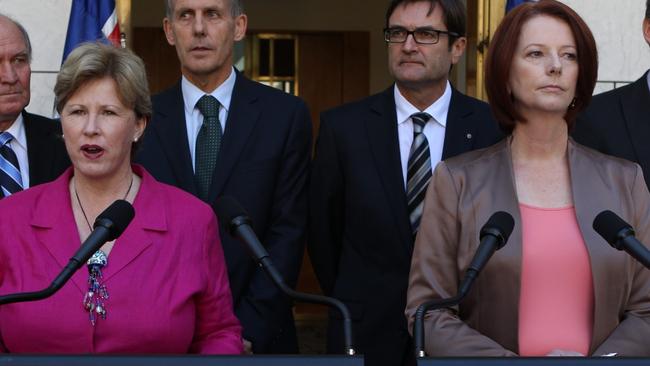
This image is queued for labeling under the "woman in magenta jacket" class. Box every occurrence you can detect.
[0,43,242,354]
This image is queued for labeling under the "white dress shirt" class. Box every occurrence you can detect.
[395,81,452,188]
[181,67,237,171]
[5,113,29,188]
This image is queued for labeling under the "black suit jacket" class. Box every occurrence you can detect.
[308,86,503,366]
[573,72,650,190]
[2,111,70,198]
[136,73,312,353]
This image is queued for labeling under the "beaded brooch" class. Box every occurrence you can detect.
[82,250,109,325]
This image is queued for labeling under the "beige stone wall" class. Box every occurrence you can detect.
[561,0,650,93]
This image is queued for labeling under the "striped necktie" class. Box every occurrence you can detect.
[0,132,23,197]
[194,95,223,202]
[406,112,432,236]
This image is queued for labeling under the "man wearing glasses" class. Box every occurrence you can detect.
[309,1,502,365]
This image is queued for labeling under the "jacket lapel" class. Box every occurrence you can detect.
[567,139,629,354]
[365,87,413,251]
[102,167,163,282]
[476,139,523,350]
[31,169,87,294]
[207,74,261,203]
[150,83,198,195]
[442,89,476,160]
[23,111,58,186]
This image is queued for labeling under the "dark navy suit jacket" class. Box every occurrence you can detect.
[137,73,312,353]
[573,71,650,190]
[1,111,70,199]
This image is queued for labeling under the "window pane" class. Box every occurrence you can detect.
[259,39,270,76]
[274,39,295,77]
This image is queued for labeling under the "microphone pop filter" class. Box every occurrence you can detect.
[479,211,514,249]
[593,210,632,249]
[94,200,135,241]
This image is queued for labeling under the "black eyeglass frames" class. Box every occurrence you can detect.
[383,27,461,44]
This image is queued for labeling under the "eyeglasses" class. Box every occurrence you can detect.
[383,27,461,45]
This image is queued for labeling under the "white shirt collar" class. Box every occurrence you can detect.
[394,81,452,127]
[6,113,26,150]
[181,66,237,113]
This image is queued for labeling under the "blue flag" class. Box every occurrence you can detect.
[62,0,120,63]
[506,0,535,13]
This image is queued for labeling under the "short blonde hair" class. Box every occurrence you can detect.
[55,42,151,121]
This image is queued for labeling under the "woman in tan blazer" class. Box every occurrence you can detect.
[405,0,650,357]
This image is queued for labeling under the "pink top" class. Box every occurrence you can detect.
[518,203,594,356]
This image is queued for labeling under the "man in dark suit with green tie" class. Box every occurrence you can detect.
[136,0,312,354]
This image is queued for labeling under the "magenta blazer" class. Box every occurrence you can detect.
[0,165,243,354]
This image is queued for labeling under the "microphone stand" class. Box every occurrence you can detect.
[0,256,86,305]
[257,257,356,356]
[0,201,134,306]
[414,276,473,358]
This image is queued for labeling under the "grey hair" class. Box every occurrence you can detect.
[164,0,244,18]
[0,14,32,62]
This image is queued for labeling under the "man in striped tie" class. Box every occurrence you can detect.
[0,14,70,198]
[309,1,503,365]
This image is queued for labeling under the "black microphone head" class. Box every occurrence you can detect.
[215,196,252,236]
[479,211,515,249]
[593,210,633,250]
[93,200,135,241]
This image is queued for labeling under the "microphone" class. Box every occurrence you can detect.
[0,200,134,305]
[414,211,514,358]
[215,196,356,356]
[593,210,650,269]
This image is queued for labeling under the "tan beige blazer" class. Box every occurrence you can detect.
[406,137,650,356]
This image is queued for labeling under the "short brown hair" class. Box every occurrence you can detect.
[385,0,466,49]
[484,0,597,133]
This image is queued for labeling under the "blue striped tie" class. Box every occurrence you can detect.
[406,112,432,236]
[0,132,23,197]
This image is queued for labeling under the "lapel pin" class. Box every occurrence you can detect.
[466,133,473,140]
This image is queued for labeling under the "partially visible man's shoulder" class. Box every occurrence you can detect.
[582,79,640,115]
[23,111,60,130]
[320,90,390,125]
[151,83,180,106]
[147,175,215,220]
[243,76,306,106]
[451,90,493,115]
[588,84,626,106]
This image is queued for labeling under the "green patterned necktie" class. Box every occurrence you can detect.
[195,95,223,202]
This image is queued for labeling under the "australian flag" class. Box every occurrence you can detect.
[62,0,120,63]
[506,0,536,13]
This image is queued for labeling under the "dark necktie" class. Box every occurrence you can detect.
[406,112,432,236]
[194,95,223,202]
[0,132,23,197]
